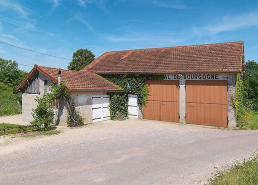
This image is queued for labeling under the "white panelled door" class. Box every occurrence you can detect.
[92,95,110,123]
[128,94,138,118]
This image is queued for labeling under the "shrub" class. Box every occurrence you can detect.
[232,73,252,128]
[0,91,21,116]
[31,95,54,131]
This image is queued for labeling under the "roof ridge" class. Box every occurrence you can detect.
[103,41,244,53]
[81,52,108,71]
[37,65,75,72]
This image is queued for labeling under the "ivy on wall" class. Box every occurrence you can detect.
[102,74,164,120]
[32,83,84,128]
[231,73,251,128]
[48,83,84,127]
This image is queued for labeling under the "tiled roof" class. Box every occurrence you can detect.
[82,41,244,74]
[16,65,122,92]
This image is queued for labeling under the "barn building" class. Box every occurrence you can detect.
[17,41,244,128]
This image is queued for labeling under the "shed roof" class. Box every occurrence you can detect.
[16,65,122,92]
[82,41,244,74]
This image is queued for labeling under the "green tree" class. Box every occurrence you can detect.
[0,58,28,92]
[0,82,13,93]
[67,49,95,71]
[243,60,258,110]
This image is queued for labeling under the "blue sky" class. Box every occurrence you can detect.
[0,0,258,72]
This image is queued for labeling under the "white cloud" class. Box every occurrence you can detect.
[67,13,93,30]
[100,32,185,47]
[197,12,258,35]
[0,0,30,18]
[0,33,22,45]
[49,0,61,9]
[115,0,192,10]
[0,16,36,30]
[151,1,193,9]
[77,0,106,9]
[77,0,88,8]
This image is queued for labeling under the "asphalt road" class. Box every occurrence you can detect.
[1,119,258,185]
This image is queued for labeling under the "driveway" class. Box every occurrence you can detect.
[0,114,25,125]
[0,119,258,185]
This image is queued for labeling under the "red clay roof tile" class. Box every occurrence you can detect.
[17,65,122,92]
[82,41,244,74]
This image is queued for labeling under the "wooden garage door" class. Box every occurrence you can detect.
[186,80,228,127]
[143,80,179,123]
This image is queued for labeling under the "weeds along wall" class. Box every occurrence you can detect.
[231,73,250,128]
[101,74,164,120]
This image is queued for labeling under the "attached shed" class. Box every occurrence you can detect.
[82,41,245,128]
[16,65,122,126]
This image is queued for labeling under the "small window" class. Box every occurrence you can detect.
[44,80,48,86]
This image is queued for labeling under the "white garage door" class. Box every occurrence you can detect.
[92,95,110,123]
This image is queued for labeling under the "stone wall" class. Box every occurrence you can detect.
[22,93,38,124]
[227,74,237,128]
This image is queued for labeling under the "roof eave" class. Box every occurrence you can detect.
[70,89,123,92]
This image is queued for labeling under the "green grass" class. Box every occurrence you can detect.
[21,130,61,138]
[210,154,258,185]
[0,123,35,135]
[0,123,61,137]
[248,111,258,130]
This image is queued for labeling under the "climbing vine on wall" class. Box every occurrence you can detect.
[32,83,84,128]
[47,83,84,127]
[231,73,251,128]
[101,74,164,120]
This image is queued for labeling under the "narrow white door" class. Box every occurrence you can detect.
[128,94,138,118]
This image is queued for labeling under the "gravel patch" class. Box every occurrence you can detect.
[0,119,258,185]
[0,114,25,125]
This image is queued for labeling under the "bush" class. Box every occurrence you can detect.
[0,91,21,116]
[31,95,54,131]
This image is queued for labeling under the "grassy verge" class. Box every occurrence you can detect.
[21,130,61,138]
[210,154,258,185]
[0,123,60,136]
[248,111,258,130]
[0,123,35,135]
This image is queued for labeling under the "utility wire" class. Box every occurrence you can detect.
[18,63,33,68]
[0,41,71,61]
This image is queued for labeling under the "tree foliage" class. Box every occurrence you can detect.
[68,49,95,71]
[0,58,27,116]
[0,82,13,93]
[243,60,258,110]
[0,58,28,93]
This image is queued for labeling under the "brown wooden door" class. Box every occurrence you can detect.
[143,80,179,123]
[186,80,228,127]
